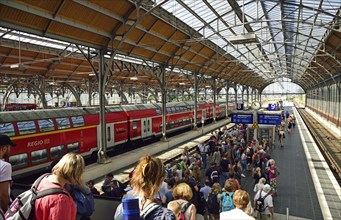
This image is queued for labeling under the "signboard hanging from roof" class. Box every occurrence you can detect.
[231,114,253,124]
[258,114,281,125]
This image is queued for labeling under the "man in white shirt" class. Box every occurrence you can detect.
[198,142,209,169]
[254,184,274,220]
[0,134,16,213]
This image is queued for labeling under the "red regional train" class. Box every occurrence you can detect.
[1,103,37,111]
[0,100,235,179]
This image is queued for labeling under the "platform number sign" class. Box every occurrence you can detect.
[268,103,276,111]
[237,103,244,110]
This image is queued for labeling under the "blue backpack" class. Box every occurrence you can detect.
[72,187,95,217]
[221,192,235,212]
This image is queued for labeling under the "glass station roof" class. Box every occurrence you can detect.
[159,0,340,83]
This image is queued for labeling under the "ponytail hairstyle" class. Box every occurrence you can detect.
[130,155,165,200]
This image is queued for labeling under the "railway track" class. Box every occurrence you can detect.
[297,108,341,185]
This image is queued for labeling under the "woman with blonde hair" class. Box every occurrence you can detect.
[253,178,266,193]
[129,155,175,219]
[192,165,202,183]
[34,153,85,220]
[253,167,265,186]
[172,182,197,220]
[207,183,221,220]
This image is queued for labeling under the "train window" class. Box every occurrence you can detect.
[0,123,15,136]
[143,121,146,132]
[50,145,64,160]
[31,149,48,164]
[107,126,111,142]
[56,118,71,129]
[72,116,85,127]
[67,142,79,153]
[132,121,137,129]
[9,153,28,169]
[38,119,55,132]
[156,109,161,115]
[17,121,36,135]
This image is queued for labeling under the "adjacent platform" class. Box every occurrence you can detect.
[241,105,340,220]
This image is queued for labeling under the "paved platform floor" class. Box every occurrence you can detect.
[235,105,340,220]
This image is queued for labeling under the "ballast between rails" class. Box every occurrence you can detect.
[0,100,236,180]
[297,109,341,184]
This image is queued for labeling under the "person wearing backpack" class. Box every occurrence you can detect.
[66,183,95,220]
[220,189,254,220]
[0,134,16,213]
[34,153,85,220]
[206,183,221,220]
[220,180,235,212]
[129,155,175,220]
[172,183,197,220]
[253,184,273,220]
[205,162,221,186]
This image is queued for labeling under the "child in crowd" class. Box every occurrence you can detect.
[167,201,182,220]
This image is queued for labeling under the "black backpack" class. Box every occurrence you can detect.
[255,189,271,212]
[193,191,206,215]
[207,193,219,214]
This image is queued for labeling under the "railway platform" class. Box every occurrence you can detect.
[90,104,341,220]
[239,105,340,220]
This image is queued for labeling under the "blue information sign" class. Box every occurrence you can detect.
[231,114,253,124]
[258,114,282,125]
[268,103,277,111]
[236,103,244,110]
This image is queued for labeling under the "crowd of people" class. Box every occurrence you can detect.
[0,112,292,219]
[113,121,287,220]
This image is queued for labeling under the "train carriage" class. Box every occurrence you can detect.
[0,100,234,179]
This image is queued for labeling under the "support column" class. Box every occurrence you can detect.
[193,72,198,130]
[328,86,331,120]
[213,78,217,122]
[97,49,109,164]
[160,68,168,142]
[246,87,250,108]
[234,86,238,108]
[242,86,244,104]
[225,81,230,117]
[336,82,341,127]
[87,79,92,107]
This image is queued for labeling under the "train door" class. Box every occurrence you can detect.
[141,118,152,138]
[96,123,115,149]
[202,109,206,122]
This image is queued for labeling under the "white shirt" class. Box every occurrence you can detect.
[198,144,208,154]
[220,208,254,220]
[0,159,11,183]
[0,159,12,196]
[254,190,273,215]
